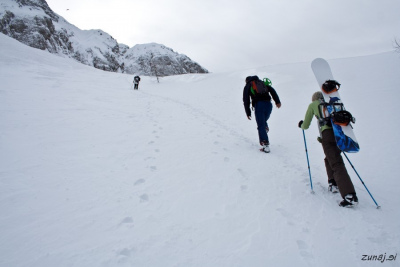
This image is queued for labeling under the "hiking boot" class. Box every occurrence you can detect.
[339,193,359,207]
[260,141,270,153]
[329,184,339,193]
[261,145,270,153]
[328,180,339,193]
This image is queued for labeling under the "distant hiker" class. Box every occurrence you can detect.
[133,75,141,90]
[298,91,358,207]
[243,75,281,153]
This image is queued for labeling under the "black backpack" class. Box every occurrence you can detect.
[318,100,355,127]
[250,79,269,95]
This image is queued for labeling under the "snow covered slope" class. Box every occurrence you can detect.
[0,0,208,75]
[0,33,399,267]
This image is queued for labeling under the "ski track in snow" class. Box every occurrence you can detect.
[1,34,399,267]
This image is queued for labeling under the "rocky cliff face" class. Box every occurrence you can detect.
[0,0,208,75]
[124,43,209,76]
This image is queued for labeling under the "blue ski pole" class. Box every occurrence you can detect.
[302,129,314,193]
[342,152,380,209]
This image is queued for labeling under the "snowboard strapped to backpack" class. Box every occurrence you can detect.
[319,104,355,127]
[312,58,359,153]
[318,80,356,127]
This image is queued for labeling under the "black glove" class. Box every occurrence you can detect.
[298,120,303,128]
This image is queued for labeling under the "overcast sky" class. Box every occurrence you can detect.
[45,0,400,72]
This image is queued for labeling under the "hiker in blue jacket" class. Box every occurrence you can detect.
[243,76,281,153]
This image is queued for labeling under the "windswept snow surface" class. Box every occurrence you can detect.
[1,33,399,267]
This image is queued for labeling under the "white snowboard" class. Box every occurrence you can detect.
[311,58,359,153]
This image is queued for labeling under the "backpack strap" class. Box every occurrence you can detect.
[318,100,332,127]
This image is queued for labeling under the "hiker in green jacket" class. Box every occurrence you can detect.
[298,91,358,207]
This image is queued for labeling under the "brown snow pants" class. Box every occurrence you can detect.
[321,129,356,198]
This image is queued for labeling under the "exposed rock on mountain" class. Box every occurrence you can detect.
[0,0,208,75]
[124,43,209,76]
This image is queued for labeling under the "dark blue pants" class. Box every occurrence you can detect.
[254,101,273,144]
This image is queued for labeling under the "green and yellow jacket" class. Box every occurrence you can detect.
[301,100,332,132]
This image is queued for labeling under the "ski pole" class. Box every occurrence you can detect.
[302,129,314,193]
[343,152,381,209]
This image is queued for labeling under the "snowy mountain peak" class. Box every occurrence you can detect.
[0,0,208,75]
[123,43,208,76]
[132,43,173,52]
[1,0,58,20]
